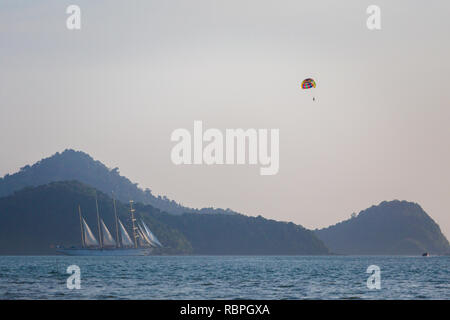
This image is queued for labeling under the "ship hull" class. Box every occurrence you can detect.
[56,248,152,256]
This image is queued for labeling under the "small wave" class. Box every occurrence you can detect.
[278,284,295,288]
[201,282,215,286]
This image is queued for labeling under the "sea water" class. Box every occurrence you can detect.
[0,255,448,299]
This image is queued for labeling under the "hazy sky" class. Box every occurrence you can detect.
[1,1,449,238]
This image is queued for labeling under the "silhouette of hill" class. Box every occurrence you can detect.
[316,200,450,255]
[0,149,236,216]
[0,181,330,255]
[135,203,329,255]
[2,151,448,256]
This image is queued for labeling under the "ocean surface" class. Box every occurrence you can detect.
[0,255,448,299]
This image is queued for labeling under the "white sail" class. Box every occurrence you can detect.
[141,220,162,247]
[137,229,150,247]
[137,224,153,247]
[118,219,134,247]
[100,219,116,247]
[82,218,99,247]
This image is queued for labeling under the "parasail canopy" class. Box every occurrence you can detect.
[301,78,316,89]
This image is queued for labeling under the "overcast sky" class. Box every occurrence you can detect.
[1,0,449,238]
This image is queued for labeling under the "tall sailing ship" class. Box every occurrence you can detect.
[57,197,162,256]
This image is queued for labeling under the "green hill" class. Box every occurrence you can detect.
[135,203,329,255]
[0,149,237,216]
[2,151,448,256]
[316,200,450,255]
[0,181,329,255]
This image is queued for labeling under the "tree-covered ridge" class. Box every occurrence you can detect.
[135,203,330,255]
[0,181,329,255]
[0,149,237,216]
[2,151,449,256]
[316,200,450,255]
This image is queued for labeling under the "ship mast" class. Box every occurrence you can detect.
[95,193,103,248]
[129,200,138,249]
[112,192,120,248]
[78,205,85,248]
